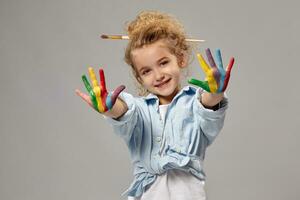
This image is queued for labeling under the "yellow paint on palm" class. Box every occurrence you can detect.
[88,67,105,112]
[196,54,218,93]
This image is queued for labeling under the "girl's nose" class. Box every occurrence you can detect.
[154,70,165,81]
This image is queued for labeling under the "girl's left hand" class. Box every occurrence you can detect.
[188,48,235,93]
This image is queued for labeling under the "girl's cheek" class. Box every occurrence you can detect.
[146,76,155,86]
[144,77,152,85]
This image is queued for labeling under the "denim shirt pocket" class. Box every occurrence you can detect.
[171,110,195,154]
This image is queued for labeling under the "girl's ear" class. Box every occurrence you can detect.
[179,52,188,68]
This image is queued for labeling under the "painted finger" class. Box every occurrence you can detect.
[216,49,226,93]
[205,48,221,87]
[107,85,126,109]
[82,75,98,110]
[88,67,104,112]
[226,57,235,73]
[88,67,100,89]
[82,74,93,94]
[196,53,211,76]
[205,48,217,68]
[217,77,225,93]
[99,69,107,94]
[99,68,108,112]
[215,49,224,70]
[197,53,218,92]
[88,67,100,98]
[222,57,235,92]
[188,78,210,92]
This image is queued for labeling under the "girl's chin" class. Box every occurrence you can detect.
[154,86,179,100]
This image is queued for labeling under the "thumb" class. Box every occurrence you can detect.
[188,79,210,93]
[106,85,126,109]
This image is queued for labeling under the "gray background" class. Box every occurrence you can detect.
[1,0,299,199]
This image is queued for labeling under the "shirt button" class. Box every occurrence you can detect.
[156,137,161,142]
[153,154,160,159]
[176,147,181,153]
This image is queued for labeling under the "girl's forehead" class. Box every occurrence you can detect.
[132,46,174,68]
[131,41,173,60]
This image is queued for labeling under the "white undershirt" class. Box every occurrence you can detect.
[159,103,169,122]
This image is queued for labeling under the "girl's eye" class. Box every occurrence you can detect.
[142,69,151,75]
[160,60,169,66]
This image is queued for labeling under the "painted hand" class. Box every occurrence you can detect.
[76,67,125,113]
[188,48,235,93]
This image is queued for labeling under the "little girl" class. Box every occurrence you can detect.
[76,10,234,200]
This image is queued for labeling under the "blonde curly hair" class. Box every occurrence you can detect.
[124,10,192,96]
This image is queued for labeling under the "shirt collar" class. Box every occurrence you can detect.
[142,85,195,109]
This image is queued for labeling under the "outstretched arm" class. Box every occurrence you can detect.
[76,67,128,119]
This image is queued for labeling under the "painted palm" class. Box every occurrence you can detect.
[81,67,125,112]
[188,48,235,93]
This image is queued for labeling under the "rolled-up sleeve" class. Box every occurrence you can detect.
[103,92,139,143]
[193,88,229,145]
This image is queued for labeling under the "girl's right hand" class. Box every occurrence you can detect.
[75,67,125,113]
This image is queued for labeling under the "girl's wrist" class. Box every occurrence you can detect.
[200,92,224,108]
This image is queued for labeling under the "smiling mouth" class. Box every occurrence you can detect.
[155,79,171,87]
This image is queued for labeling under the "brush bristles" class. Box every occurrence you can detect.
[101,35,129,40]
[100,34,109,39]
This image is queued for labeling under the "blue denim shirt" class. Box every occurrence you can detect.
[104,86,228,197]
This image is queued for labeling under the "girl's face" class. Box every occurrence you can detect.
[131,40,187,104]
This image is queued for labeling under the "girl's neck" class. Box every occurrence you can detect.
[158,86,181,105]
